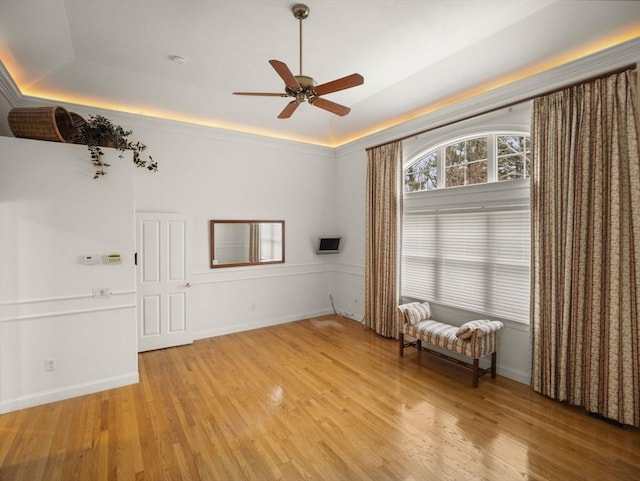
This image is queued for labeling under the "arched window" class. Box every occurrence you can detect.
[404,133,531,192]
[401,132,531,323]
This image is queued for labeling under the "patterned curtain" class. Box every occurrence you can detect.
[530,69,640,427]
[364,141,403,338]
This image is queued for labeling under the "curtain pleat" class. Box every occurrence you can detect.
[364,141,403,338]
[531,69,640,426]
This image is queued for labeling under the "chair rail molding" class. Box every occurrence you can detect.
[0,291,136,323]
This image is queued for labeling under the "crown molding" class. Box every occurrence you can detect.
[336,37,640,156]
[0,60,21,107]
[3,37,638,157]
[0,61,334,157]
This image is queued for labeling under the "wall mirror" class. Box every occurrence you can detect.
[209,220,285,268]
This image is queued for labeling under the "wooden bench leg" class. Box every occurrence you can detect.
[472,359,479,388]
[491,351,497,379]
[399,332,404,357]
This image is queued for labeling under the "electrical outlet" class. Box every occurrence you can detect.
[44,358,56,372]
[92,287,112,298]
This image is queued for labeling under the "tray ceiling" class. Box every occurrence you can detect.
[0,0,638,146]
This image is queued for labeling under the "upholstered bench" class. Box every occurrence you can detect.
[397,301,504,387]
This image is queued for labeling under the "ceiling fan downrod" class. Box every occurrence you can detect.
[292,4,309,76]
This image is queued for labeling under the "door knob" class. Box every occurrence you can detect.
[185,282,192,288]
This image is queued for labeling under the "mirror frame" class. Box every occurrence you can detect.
[209,219,285,268]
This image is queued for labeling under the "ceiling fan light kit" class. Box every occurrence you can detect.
[233,3,364,119]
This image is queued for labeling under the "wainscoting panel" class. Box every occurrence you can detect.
[0,303,138,414]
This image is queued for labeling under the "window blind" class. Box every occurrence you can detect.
[401,207,530,322]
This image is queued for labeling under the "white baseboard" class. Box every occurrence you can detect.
[339,313,363,322]
[497,364,530,385]
[0,372,139,414]
[335,307,364,323]
[192,309,335,340]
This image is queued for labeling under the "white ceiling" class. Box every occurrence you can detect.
[0,0,638,146]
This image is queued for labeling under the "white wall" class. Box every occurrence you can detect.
[13,107,343,340]
[119,116,340,338]
[0,113,342,413]
[0,101,343,413]
[332,145,367,321]
[0,137,138,413]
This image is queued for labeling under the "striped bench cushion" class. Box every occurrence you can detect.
[404,319,502,359]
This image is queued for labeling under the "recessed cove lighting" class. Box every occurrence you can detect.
[168,55,187,65]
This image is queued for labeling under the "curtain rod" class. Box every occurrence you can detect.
[366,63,637,152]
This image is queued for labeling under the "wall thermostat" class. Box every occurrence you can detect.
[106,254,122,264]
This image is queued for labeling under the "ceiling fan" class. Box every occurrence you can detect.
[233,3,364,119]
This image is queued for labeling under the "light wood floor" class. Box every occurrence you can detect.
[1,316,638,481]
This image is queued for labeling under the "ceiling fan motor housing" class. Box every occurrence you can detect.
[286,75,317,99]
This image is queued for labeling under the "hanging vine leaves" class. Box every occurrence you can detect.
[78,115,158,179]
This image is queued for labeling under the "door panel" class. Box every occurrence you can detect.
[168,221,186,280]
[141,295,161,336]
[137,213,192,352]
[141,221,160,283]
[168,293,186,332]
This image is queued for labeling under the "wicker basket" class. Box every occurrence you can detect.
[69,111,87,144]
[8,106,75,143]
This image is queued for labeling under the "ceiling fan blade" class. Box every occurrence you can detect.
[313,73,364,96]
[310,97,351,116]
[269,60,302,91]
[278,100,301,119]
[233,92,288,97]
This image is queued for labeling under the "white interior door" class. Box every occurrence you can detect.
[136,213,193,352]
